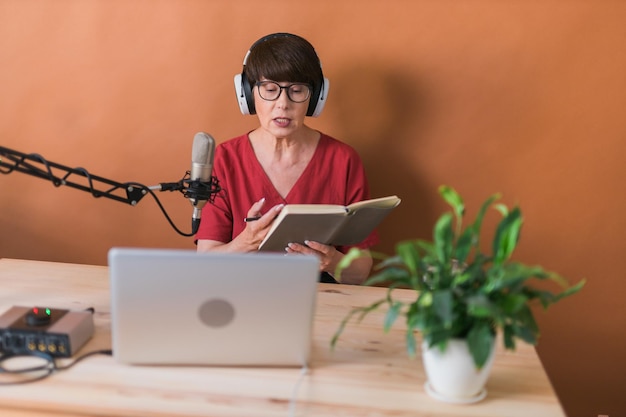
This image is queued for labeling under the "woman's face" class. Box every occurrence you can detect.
[253,79,311,139]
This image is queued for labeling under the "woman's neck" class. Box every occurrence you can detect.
[249,126,320,164]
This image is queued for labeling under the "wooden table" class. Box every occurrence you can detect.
[0,258,565,417]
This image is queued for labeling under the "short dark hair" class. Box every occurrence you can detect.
[244,33,324,91]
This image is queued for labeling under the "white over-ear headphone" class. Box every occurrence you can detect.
[233,33,329,117]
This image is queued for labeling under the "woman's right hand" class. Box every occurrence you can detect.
[196,198,283,253]
[233,198,284,251]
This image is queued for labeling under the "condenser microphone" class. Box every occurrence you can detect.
[189,132,216,233]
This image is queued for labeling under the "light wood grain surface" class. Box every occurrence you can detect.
[0,258,565,417]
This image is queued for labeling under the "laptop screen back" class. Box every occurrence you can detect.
[108,248,319,366]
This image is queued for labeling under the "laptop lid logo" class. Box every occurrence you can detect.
[198,299,236,328]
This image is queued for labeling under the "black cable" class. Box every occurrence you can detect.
[139,183,196,237]
[0,351,55,385]
[55,349,114,371]
[0,349,113,386]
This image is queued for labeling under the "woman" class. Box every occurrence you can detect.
[196,33,376,284]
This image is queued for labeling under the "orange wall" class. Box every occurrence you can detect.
[1,1,625,416]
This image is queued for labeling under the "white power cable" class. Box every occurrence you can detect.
[288,365,310,417]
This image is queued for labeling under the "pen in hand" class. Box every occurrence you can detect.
[244,202,283,223]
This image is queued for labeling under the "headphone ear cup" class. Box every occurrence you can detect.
[308,77,329,117]
[233,73,256,115]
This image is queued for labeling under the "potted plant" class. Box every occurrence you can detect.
[332,185,585,403]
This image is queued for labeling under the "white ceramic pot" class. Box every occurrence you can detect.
[421,338,496,404]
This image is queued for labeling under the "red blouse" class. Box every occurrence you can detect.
[196,132,378,252]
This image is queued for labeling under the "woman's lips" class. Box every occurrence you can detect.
[273,117,291,127]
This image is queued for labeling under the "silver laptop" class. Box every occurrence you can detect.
[108,247,320,367]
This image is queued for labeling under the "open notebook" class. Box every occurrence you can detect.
[108,248,320,366]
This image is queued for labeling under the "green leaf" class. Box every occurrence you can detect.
[406,305,421,330]
[511,305,539,344]
[362,266,413,287]
[513,323,537,345]
[519,304,540,333]
[415,240,437,257]
[334,247,365,283]
[552,279,586,302]
[451,271,473,287]
[405,314,422,357]
[417,291,433,307]
[467,294,497,318]
[524,288,559,308]
[500,293,528,314]
[494,203,509,217]
[492,207,523,264]
[383,301,403,332]
[434,212,454,264]
[503,324,516,350]
[454,227,474,264]
[406,330,418,357]
[484,263,546,293]
[468,192,501,248]
[396,240,421,276]
[374,254,404,270]
[461,255,489,284]
[425,327,453,350]
[330,300,384,349]
[433,290,454,328]
[439,185,465,223]
[467,322,495,369]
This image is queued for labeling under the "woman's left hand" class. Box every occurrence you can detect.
[285,240,342,274]
[286,241,373,285]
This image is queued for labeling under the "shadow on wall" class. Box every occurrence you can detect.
[329,63,435,256]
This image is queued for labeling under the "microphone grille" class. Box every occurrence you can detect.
[192,132,216,164]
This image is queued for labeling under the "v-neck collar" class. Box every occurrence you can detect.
[246,133,326,203]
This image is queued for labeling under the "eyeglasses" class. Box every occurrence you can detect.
[255,81,312,103]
